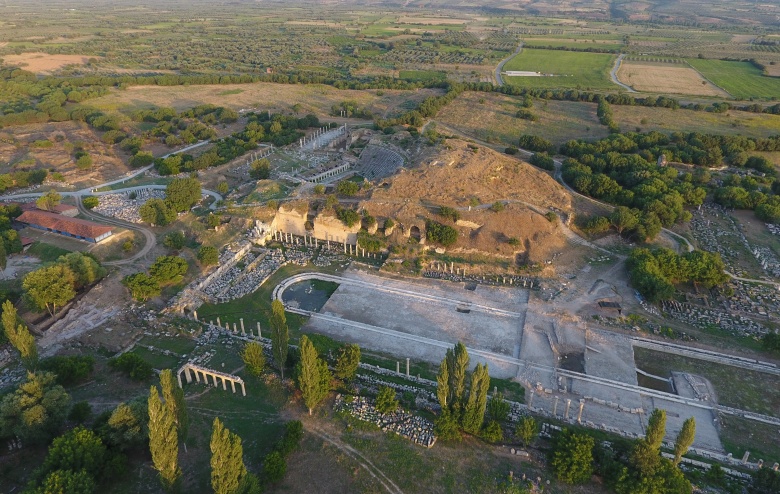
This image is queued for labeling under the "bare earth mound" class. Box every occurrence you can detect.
[617,62,728,97]
[364,140,571,261]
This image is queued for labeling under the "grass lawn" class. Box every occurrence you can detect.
[719,414,780,465]
[26,241,71,262]
[687,59,780,100]
[503,48,617,90]
[633,348,780,416]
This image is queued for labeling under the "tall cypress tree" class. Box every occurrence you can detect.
[210,418,246,494]
[148,386,181,492]
[461,363,490,434]
[673,417,696,465]
[436,355,450,410]
[645,409,667,450]
[270,300,289,380]
[160,369,189,442]
[2,300,37,369]
[447,342,469,416]
[296,335,331,415]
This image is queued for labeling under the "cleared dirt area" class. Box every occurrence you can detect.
[0,121,131,188]
[437,92,608,146]
[1,52,95,74]
[90,84,442,121]
[617,61,727,96]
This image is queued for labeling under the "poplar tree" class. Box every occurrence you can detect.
[334,344,360,382]
[461,363,490,434]
[645,409,667,450]
[270,300,289,379]
[296,335,331,415]
[148,386,181,492]
[2,300,37,369]
[673,417,696,465]
[160,369,189,442]
[240,341,266,377]
[446,342,469,416]
[436,356,450,410]
[210,418,246,494]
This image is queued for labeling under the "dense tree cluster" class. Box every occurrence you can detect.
[627,248,729,302]
[22,253,105,316]
[425,220,458,246]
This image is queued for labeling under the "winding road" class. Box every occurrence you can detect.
[0,140,223,266]
[494,43,523,86]
[610,54,636,93]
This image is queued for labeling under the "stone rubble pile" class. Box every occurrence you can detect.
[334,394,436,448]
[422,269,539,290]
[355,145,405,181]
[94,189,166,223]
[661,298,770,336]
[220,250,286,301]
[721,280,780,320]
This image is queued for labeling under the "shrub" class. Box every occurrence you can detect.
[108,353,153,381]
[490,202,505,212]
[336,208,360,227]
[425,220,458,246]
[375,386,399,414]
[40,355,95,386]
[197,246,219,266]
[69,401,92,423]
[438,206,460,222]
[263,451,287,484]
[482,420,503,443]
[530,152,555,171]
[81,196,99,209]
[504,147,519,155]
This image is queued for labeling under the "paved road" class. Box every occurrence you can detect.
[494,42,523,86]
[610,54,636,92]
[77,200,156,266]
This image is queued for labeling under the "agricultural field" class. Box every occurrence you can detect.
[503,48,617,90]
[610,105,780,138]
[687,59,780,100]
[88,84,444,121]
[0,52,96,74]
[616,61,727,97]
[436,91,608,146]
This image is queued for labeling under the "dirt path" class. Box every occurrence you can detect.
[610,54,637,93]
[304,424,404,494]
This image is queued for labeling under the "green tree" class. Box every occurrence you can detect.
[217,181,229,195]
[0,371,70,444]
[241,341,266,377]
[296,335,331,415]
[69,401,92,424]
[206,213,221,229]
[672,417,695,466]
[263,451,286,484]
[198,246,219,266]
[139,198,176,226]
[2,300,38,369]
[645,409,666,450]
[436,355,450,410]
[0,241,6,274]
[610,206,639,236]
[461,363,490,434]
[334,344,360,382]
[106,402,147,451]
[270,300,289,380]
[41,426,106,478]
[487,391,510,422]
[81,196,99,209]
[551,430,594,484]
[482,420,503,443]
[750,468,780,494]
[122,272,161,301]
[76,154,93,170]
[446,342,469,416]
[336,180,359,196]
[210,418,246,494]
[58,252,106,290]
[148,386,181,492]
[23,264,76,316]
[149,256,188,285]
[32,469,96,494]
[433,409,461,441]
[160,369,188,442]
[375,386,398,414]
[249,159,271,180]
[36,190,62,211]
[109,353,153,381]
[165,177,201,212]
[514,416,538,447]
[163,231,186,250]
[313,184,325,195]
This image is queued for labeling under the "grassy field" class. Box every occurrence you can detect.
[617,62,727,97]
[26,241,71,262]
[633,348,780,416]
[611,105,780,138]
[687,59,780,100]
[719,414,780,465]
[503,48,617,90]
[436,91,608,146]
[399,69,447,82]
